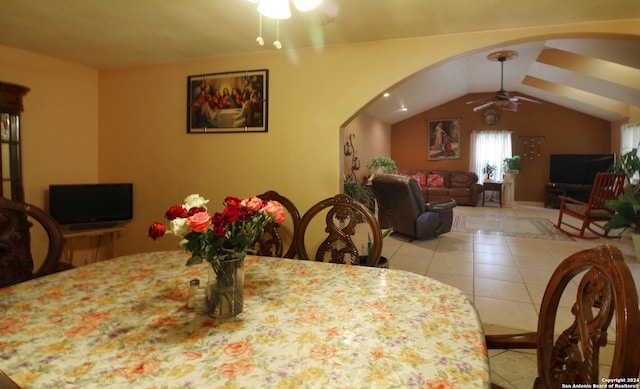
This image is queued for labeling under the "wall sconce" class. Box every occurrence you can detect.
[344,133,360,179]
[344,133,354,156]
[352,153,360,171]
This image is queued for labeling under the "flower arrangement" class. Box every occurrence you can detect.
[148,194,285,266]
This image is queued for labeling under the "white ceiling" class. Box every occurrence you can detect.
[1,0,639,123]
[364,39,640,123]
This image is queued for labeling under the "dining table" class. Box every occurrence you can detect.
[0,251,490,388]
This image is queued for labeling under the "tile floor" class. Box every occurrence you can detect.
[376,202,640,388]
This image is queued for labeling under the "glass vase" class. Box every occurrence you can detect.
[206,256,244,319]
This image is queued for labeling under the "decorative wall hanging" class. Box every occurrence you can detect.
[520,135,545,159]
[483,108,500,126]
[428,118,461,160]
[187,69,268,133]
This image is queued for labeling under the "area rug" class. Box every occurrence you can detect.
[452,214,574,241]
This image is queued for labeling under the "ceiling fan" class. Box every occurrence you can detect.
[467,50,541,112]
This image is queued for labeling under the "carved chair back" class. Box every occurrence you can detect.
[254,190,300,258]
[486,244,640,388]
[0,197,65,287]
[295,194,382,266]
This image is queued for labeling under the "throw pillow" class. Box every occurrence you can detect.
[409,173,427,187]
[427,174,444,188]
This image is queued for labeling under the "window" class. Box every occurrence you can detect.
[471,130,512,181]
[621,122,640,155]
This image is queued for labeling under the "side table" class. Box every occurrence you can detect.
[482,181,503,207]
[61,226,124,266]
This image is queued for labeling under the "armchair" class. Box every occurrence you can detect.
[372,174,456,239]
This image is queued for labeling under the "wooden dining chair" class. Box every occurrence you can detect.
[555,172,626,239]
[0,197,71,288]
[0,369,22,389]
[295,193,383,266]
[485,244,640,388]
[254,190,301,258]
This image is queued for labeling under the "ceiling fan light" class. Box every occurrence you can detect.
[257,0,291,19]
[294,0,322,12]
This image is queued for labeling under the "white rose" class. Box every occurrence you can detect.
[168,218,190,236]
[183,194,209,209]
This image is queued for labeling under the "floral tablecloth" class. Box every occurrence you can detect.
[0,251,489,388]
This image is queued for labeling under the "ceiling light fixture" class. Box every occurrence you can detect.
[248,0,322,49]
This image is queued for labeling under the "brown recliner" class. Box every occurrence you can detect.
[372,174,456,239]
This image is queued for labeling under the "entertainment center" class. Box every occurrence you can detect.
[545,153,615,208]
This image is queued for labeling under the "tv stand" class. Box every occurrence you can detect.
[69,221,119,231]
[545,183,592,208]
[61,226,124,265]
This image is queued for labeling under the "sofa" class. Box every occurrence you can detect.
[372,174,456,239]
[397,169,483,206]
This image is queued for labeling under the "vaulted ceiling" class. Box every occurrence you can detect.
[1,0,638,123]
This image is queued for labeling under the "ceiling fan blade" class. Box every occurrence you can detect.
[473,101,494,112]
[513,96,541,104]
[503,101,519,112]
[466,97,491,104]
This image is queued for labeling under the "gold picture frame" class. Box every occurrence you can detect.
[427,118,461,160]
[187,69,268,134]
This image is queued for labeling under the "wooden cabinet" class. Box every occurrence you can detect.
[0,82,30,201]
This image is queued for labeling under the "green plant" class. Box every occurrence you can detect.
[612,146,640,195]
[366,156,397,172]
[502,155,522,171]
[365,229,394,258]
[343,176,376,209]
[604,193,640,236]
[482,163,496,179]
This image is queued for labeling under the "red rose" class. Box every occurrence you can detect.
[188,206,207,216]
[224,196,242,206]
[165,205,188,220]
[213,225,227,237]
[238,206,255,221]
[212,213,227,237]
[148,222,166,240]
[222,205,241,223]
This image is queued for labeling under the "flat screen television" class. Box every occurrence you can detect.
[49,183,133,230]
[549,154,615,186]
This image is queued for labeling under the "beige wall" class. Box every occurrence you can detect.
[343,113,391,184]
[0,45,99,206]
[1,19,639,259]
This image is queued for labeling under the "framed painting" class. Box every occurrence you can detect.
[187,69,268,133]
[428,118,461,160]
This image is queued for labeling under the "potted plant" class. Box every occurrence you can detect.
[502,155,522,172]
[611,146,640,192]
[344,175,376,211]
[367,156,397,184]
[482,162,496,181]
[367,156,397,173]
[604,147,640,251]
[358,229,393,267]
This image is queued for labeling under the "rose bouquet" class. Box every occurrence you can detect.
[148,194,285,317]
[149,193,285,264]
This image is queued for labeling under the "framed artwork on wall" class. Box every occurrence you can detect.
[187,69,268,133]
[427,118,461,160]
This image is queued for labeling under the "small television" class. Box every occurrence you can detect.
[549,154,615,186]
[49,183,133,230]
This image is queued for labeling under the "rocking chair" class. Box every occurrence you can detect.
[555,172,625,239]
